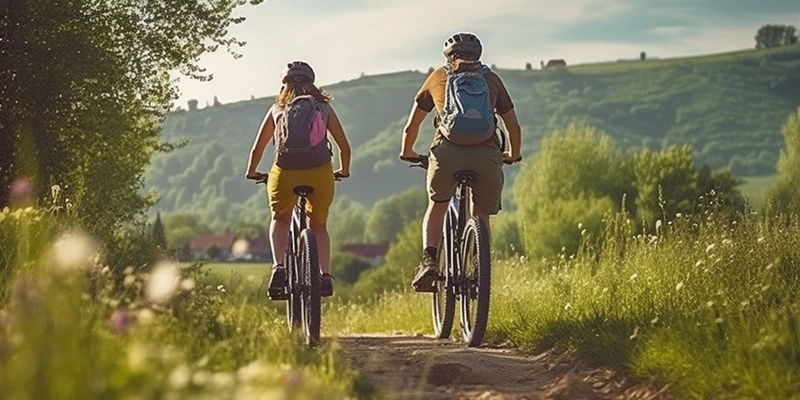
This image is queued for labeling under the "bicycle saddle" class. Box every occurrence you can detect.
[453,170,479,184]
[293,186,314,196]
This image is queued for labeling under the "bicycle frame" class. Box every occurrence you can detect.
[284,185,321,347]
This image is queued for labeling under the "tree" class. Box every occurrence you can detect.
[755,24,798,49]
[512,124,632,257]
[152,212,168,251]
[0,0,259,252]
[766,107,800,214]
[364,187,427,243]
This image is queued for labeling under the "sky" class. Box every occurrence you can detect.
[174,0,800,109]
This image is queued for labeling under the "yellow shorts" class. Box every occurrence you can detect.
[267,162,334,225]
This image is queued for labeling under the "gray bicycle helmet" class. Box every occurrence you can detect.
[281,60,315,83]
[442,32,482,60]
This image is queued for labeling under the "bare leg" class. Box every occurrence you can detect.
[269,210,291,266]
[423,200,448,250]
[309,219,330,274]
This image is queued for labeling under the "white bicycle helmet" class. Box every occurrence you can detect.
[442,32,482,60]
[281,61,315,83]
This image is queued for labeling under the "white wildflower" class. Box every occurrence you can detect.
[49,230,99,272]
[145,261,180,303]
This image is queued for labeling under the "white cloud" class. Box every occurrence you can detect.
[173,0,798,107]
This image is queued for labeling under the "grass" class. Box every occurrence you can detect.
[6,198,800,399]
[0,208,361,399]
[739,174,777,208]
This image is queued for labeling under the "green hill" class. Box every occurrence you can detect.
[145,45,800,228]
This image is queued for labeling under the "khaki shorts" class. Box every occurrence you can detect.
[427,139,504,214]
[268,162,334,225]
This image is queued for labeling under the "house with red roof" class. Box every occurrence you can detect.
[340,242,390,266]
[190,233,236,260]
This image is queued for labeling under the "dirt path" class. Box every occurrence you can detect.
[337,334,677,400]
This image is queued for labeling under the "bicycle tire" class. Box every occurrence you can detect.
[459,216,491,347]
[285,236,302,331]
[432,213,456,339]
[299,229,321,346]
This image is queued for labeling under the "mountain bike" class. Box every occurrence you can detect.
[403,155,493,347]
[249,174,321,347]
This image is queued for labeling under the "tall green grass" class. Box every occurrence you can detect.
[488,207,800,399]
[325,203,800,399]
[0,207,360,399]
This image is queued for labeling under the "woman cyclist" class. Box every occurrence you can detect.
[246,60,351,299]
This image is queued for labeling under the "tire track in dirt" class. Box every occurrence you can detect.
[336,334,677,400]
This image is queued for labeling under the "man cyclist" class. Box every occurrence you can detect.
[246,61,351,299]
[399,32,522,292]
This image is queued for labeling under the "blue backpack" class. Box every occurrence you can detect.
[438,63,496,145]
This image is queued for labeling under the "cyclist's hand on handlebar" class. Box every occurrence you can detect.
[502,152,523,165]
[334,170,350,180]
[399,153,422,163]
[246,171,268,183]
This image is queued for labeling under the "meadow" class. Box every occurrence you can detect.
[3,199,800,399]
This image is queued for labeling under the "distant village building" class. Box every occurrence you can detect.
[341,242,390,266]
[187,99,198,111]
[190,233,235,260]
[545,59,567,68]
[247,235,271,261]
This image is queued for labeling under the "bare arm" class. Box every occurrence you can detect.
[246,108,276,178]
[499,109,522,162]
[327,107,351,176]
[400,104,429,159]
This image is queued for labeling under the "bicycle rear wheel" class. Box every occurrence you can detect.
[459,216,491,347]
[285,239,302,331]
[299,229,321,346]
[432,214,456,339]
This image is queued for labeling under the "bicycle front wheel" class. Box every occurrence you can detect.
[299,229,321,347]
[432,214,456,339]
[459,216,491,347]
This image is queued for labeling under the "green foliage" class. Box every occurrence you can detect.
[487,208,800,399]
[0,0,260,279]
[364,186,427,243]
[755,24,799,49]
[330,252,373,284]
[490,211,525,258]
[146,45,800,231]
[1,211,359,399]
[351,221,420,296]
[633,145,698,226]
[152,212,167,251]
[513,124,631,257]
[327,197,368,247]
[766,107,800,215]
[513,124,746,258]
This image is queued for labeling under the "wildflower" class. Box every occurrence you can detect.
[168,365,192,389]
[49,230,99,272]
[629,273,638,282]
[675,281,684,291]
[180,278,196,291]
[705,243,716,253]
[285,369,304,390]
[109,307,135,335]
[145,261,180,303]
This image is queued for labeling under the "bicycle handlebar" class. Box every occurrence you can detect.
[247,171,348,184]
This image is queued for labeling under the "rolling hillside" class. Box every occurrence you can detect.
[145,45,800,228]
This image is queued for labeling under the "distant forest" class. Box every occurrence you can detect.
[144,44,800,231]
